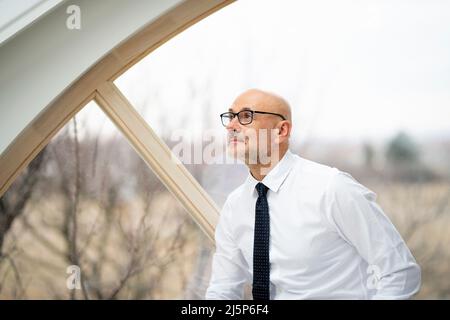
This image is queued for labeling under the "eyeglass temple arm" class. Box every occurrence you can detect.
[253,111,286,120]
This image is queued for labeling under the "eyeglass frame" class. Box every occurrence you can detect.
[220,109,286,127]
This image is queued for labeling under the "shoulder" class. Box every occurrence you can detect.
[224,181,248,207]
[288,153,376,203]
[289,153,339,193]
[325,168,377,204]
[293,154,337,178]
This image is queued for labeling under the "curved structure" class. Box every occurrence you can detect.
[0,0,234,241]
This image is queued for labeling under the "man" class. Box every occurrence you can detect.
[205,89,421,300]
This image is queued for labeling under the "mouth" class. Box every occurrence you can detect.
[228,137,244,144]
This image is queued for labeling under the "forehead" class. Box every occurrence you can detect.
[228,106,253,112]
[229,91,274,112]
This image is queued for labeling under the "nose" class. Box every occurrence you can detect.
[226,115,241,132]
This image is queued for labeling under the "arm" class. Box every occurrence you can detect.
[205,200,250,300]
[324,171,421,299]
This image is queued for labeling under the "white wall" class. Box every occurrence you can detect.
[0,0,182,155]
[0,0,65,45]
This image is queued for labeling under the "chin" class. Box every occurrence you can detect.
[227,143,247,162]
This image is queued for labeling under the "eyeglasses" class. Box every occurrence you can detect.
[220,109,286,127]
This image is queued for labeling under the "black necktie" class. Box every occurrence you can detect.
[253,182,270,300]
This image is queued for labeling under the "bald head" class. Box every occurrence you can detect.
[232,88,292,123]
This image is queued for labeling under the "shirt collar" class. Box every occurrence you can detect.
[245,149,296,195]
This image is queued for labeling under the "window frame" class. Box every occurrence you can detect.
[0,0,234,241]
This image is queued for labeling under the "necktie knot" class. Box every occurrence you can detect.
[255,182,269,197]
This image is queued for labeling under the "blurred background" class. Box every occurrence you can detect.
[0,0,449,299]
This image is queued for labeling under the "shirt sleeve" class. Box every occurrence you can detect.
[323,170,421,299]
[205,199,250,300]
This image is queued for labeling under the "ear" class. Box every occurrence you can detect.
[276,121,291,143]
[272,122,282,145]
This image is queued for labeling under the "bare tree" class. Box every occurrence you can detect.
[0,145,47,298]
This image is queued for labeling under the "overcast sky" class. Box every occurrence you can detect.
[109,0,450,145]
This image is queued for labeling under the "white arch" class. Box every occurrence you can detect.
[0,0,235,240]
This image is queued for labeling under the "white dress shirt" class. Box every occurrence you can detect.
[205,149,421,299]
